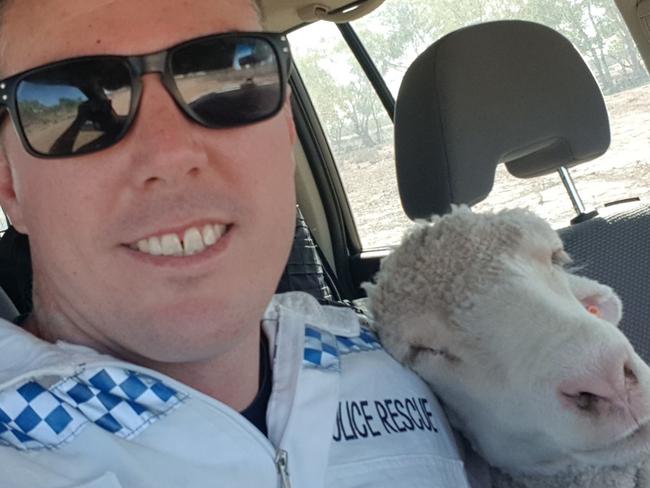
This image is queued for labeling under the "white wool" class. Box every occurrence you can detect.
[366,206,650,488]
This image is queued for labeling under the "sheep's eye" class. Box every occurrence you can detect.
[408,345,462,365]
[574,392,600,412]
[551,249,572,267]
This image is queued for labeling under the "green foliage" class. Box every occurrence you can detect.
[362,0,648,94]
[294,35,387,152]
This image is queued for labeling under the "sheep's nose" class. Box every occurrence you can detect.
[558,348,644,421]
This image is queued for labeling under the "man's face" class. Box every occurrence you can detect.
[0,0,297,363]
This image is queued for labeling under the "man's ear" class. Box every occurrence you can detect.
[0,144,28,234]
[283,88,297,146]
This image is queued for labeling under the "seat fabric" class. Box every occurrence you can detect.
[559,205,650,362]
[0,286,18,322]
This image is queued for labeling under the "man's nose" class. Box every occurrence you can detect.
[125,75,210,189]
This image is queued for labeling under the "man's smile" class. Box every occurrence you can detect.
[127,223,229,257]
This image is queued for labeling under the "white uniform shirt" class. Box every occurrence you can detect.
[0,292,474,488]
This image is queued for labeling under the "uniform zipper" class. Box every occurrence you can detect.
[61,332,297,487]
[77,360,288,485]
[275,449,292,488]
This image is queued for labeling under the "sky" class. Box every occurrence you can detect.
[17,82,85,107]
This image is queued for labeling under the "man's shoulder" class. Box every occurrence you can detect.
[288,298,476,488]
[266,292,364,336]
[268,292,430,395]
[267,291,428,387]
[0,318,107,386]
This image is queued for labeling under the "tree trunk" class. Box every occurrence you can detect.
[586,0,615,91]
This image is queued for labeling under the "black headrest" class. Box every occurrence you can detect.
[394,20,610,219]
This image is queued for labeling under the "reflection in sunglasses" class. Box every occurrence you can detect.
[175,64,279,103]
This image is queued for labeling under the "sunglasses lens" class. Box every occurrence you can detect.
[16,58,133,156]
[171,36,283,126]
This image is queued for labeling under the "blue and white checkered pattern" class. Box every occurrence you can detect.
[0,381,86,450]
[303,326,340,371]
[0,368,185,450]
[303,325,383,371]
[336,327,383,355]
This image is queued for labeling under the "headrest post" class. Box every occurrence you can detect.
[558,166,587,216]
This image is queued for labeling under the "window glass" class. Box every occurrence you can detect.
[290,23,411,249]
[291,1,650,249]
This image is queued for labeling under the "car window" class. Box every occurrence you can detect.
[289,22,412,249]
[290,0,650,250]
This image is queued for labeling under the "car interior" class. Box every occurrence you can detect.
[1,0,650,363]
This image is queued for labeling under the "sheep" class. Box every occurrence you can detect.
[364,206,650,488]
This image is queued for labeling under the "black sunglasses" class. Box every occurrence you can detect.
[0,32,292,158]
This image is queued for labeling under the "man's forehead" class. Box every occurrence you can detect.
[1,0,261,77]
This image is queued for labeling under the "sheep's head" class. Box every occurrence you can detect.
[366,207,650,476]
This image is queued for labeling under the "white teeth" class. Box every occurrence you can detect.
[148,237,163,256]
[161,234,183,256]
[202,224,217,246]
[131,223,228,257]
[213,224,226,240]
[183,227,205,256]
[137,239,150,253]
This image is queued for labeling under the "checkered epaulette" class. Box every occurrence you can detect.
[303,325,382,372]
[0,367,186,450]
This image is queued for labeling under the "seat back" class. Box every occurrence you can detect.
[394,20,650,362]
[0,286,18,322]
[0,226,31,315]
[276,207,338,301]
[558,205,650,359]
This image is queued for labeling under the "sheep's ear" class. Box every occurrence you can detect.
[567,274,623,326]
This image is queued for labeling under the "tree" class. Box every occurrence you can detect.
[293,0,650,160]
[295,51,345,146]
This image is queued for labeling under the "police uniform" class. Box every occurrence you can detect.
[0,292,474,488]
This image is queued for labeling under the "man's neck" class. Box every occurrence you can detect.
[23,313,262,412]
[136,330,262,411]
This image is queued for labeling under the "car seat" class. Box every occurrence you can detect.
[394,20,650,361]
[0,286,17,322]
[0,226,31,315]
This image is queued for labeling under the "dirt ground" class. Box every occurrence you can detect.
[337,83,650,249]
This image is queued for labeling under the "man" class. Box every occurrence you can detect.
[0,0,478,486]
